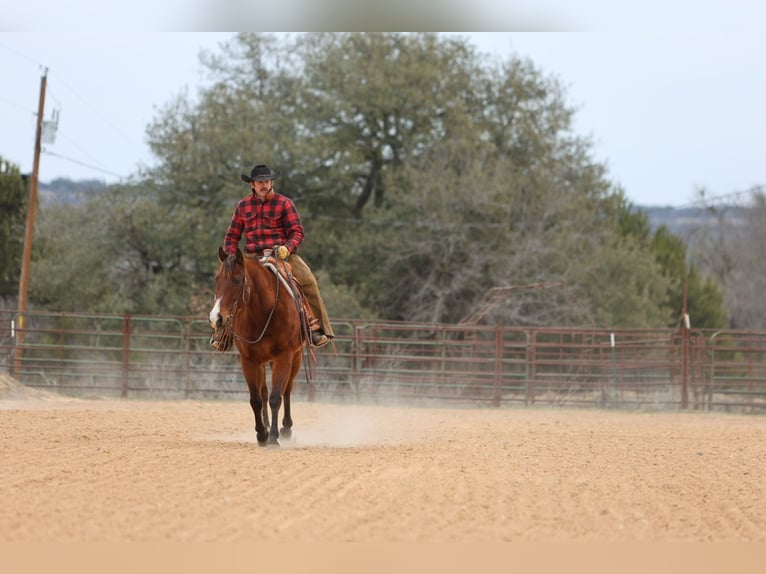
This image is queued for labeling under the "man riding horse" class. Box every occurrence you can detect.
[222,163,334,348]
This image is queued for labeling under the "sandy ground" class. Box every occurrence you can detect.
[1,374,765,543]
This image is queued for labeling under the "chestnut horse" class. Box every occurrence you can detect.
[209,246,305,446]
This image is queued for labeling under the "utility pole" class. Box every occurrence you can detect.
[14,67,47,375]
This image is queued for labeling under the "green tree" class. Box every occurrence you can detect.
[31,33,699,328]
[31,183,211,316]
[615,196,727,328]
[0,158,27,302]
[650,225,726,329]
[282,34,675,326]
[30,197,115,311]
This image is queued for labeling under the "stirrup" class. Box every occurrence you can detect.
[311,331,329,347]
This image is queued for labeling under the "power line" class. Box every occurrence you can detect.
[1,40,140,177]
[0,41,42,67]
[47,70,139,149]
[0,95,36,114]
[53,131,120,177]
[42,150,124,179]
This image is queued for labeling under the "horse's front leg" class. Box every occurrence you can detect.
[260,369,270,431]
[242,359,268,445]
[281,392,292,440]
[267,357,296,445]
[267,385,282,446]
[280,349,302,440]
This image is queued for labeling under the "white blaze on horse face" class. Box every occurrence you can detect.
[209,296,223,329]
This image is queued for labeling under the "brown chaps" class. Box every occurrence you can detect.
[288,254,334,338]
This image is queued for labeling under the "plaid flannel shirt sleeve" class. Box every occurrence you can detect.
[223,201,245,255]
[281,197,305,254]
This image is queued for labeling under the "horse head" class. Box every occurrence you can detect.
[209,246,246,332]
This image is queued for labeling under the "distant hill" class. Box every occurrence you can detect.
[39,178,107,205]
[638,205,746,236]
[37,178,746,238]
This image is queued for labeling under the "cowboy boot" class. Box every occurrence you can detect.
[311,329,329,347]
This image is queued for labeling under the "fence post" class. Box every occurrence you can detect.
[681,316,690,410]
[527,329,536,406]
[121,314,131,398]
[183,318,192,399]
[12,313,25,378]
[351,325,363,397]
[493,327,503,407]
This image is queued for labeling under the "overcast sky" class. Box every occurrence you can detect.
[1,19,764,207]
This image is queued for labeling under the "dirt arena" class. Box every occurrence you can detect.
[1,374,765,543]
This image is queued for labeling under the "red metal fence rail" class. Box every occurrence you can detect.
[1,309,765,412]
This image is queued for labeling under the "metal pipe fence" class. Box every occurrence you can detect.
[1,309,765,412]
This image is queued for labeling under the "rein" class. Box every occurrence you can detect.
[225,259,281,345]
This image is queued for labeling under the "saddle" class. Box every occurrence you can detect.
[260,256,321,337]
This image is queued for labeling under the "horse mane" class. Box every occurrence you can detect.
[221,253,239,278]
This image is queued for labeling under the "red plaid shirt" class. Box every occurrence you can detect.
[223,191,304,256]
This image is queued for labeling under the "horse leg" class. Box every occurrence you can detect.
[267,357,296,445]
[281,394,293,440]
[280,349,303,439]
[242,359,268,445]
[260,363,270,430]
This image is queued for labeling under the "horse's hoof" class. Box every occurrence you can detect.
[280,427,292,440]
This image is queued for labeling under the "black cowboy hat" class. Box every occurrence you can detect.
[241,164,281,183]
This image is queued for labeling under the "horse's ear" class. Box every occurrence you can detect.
[218,246,227,262]
[235,248,244,264]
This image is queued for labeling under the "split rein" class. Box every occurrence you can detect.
[218,257,281,347]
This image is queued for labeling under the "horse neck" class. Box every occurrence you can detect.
[241,259,277,319]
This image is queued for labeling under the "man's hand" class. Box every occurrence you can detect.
[275,245,290,260]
